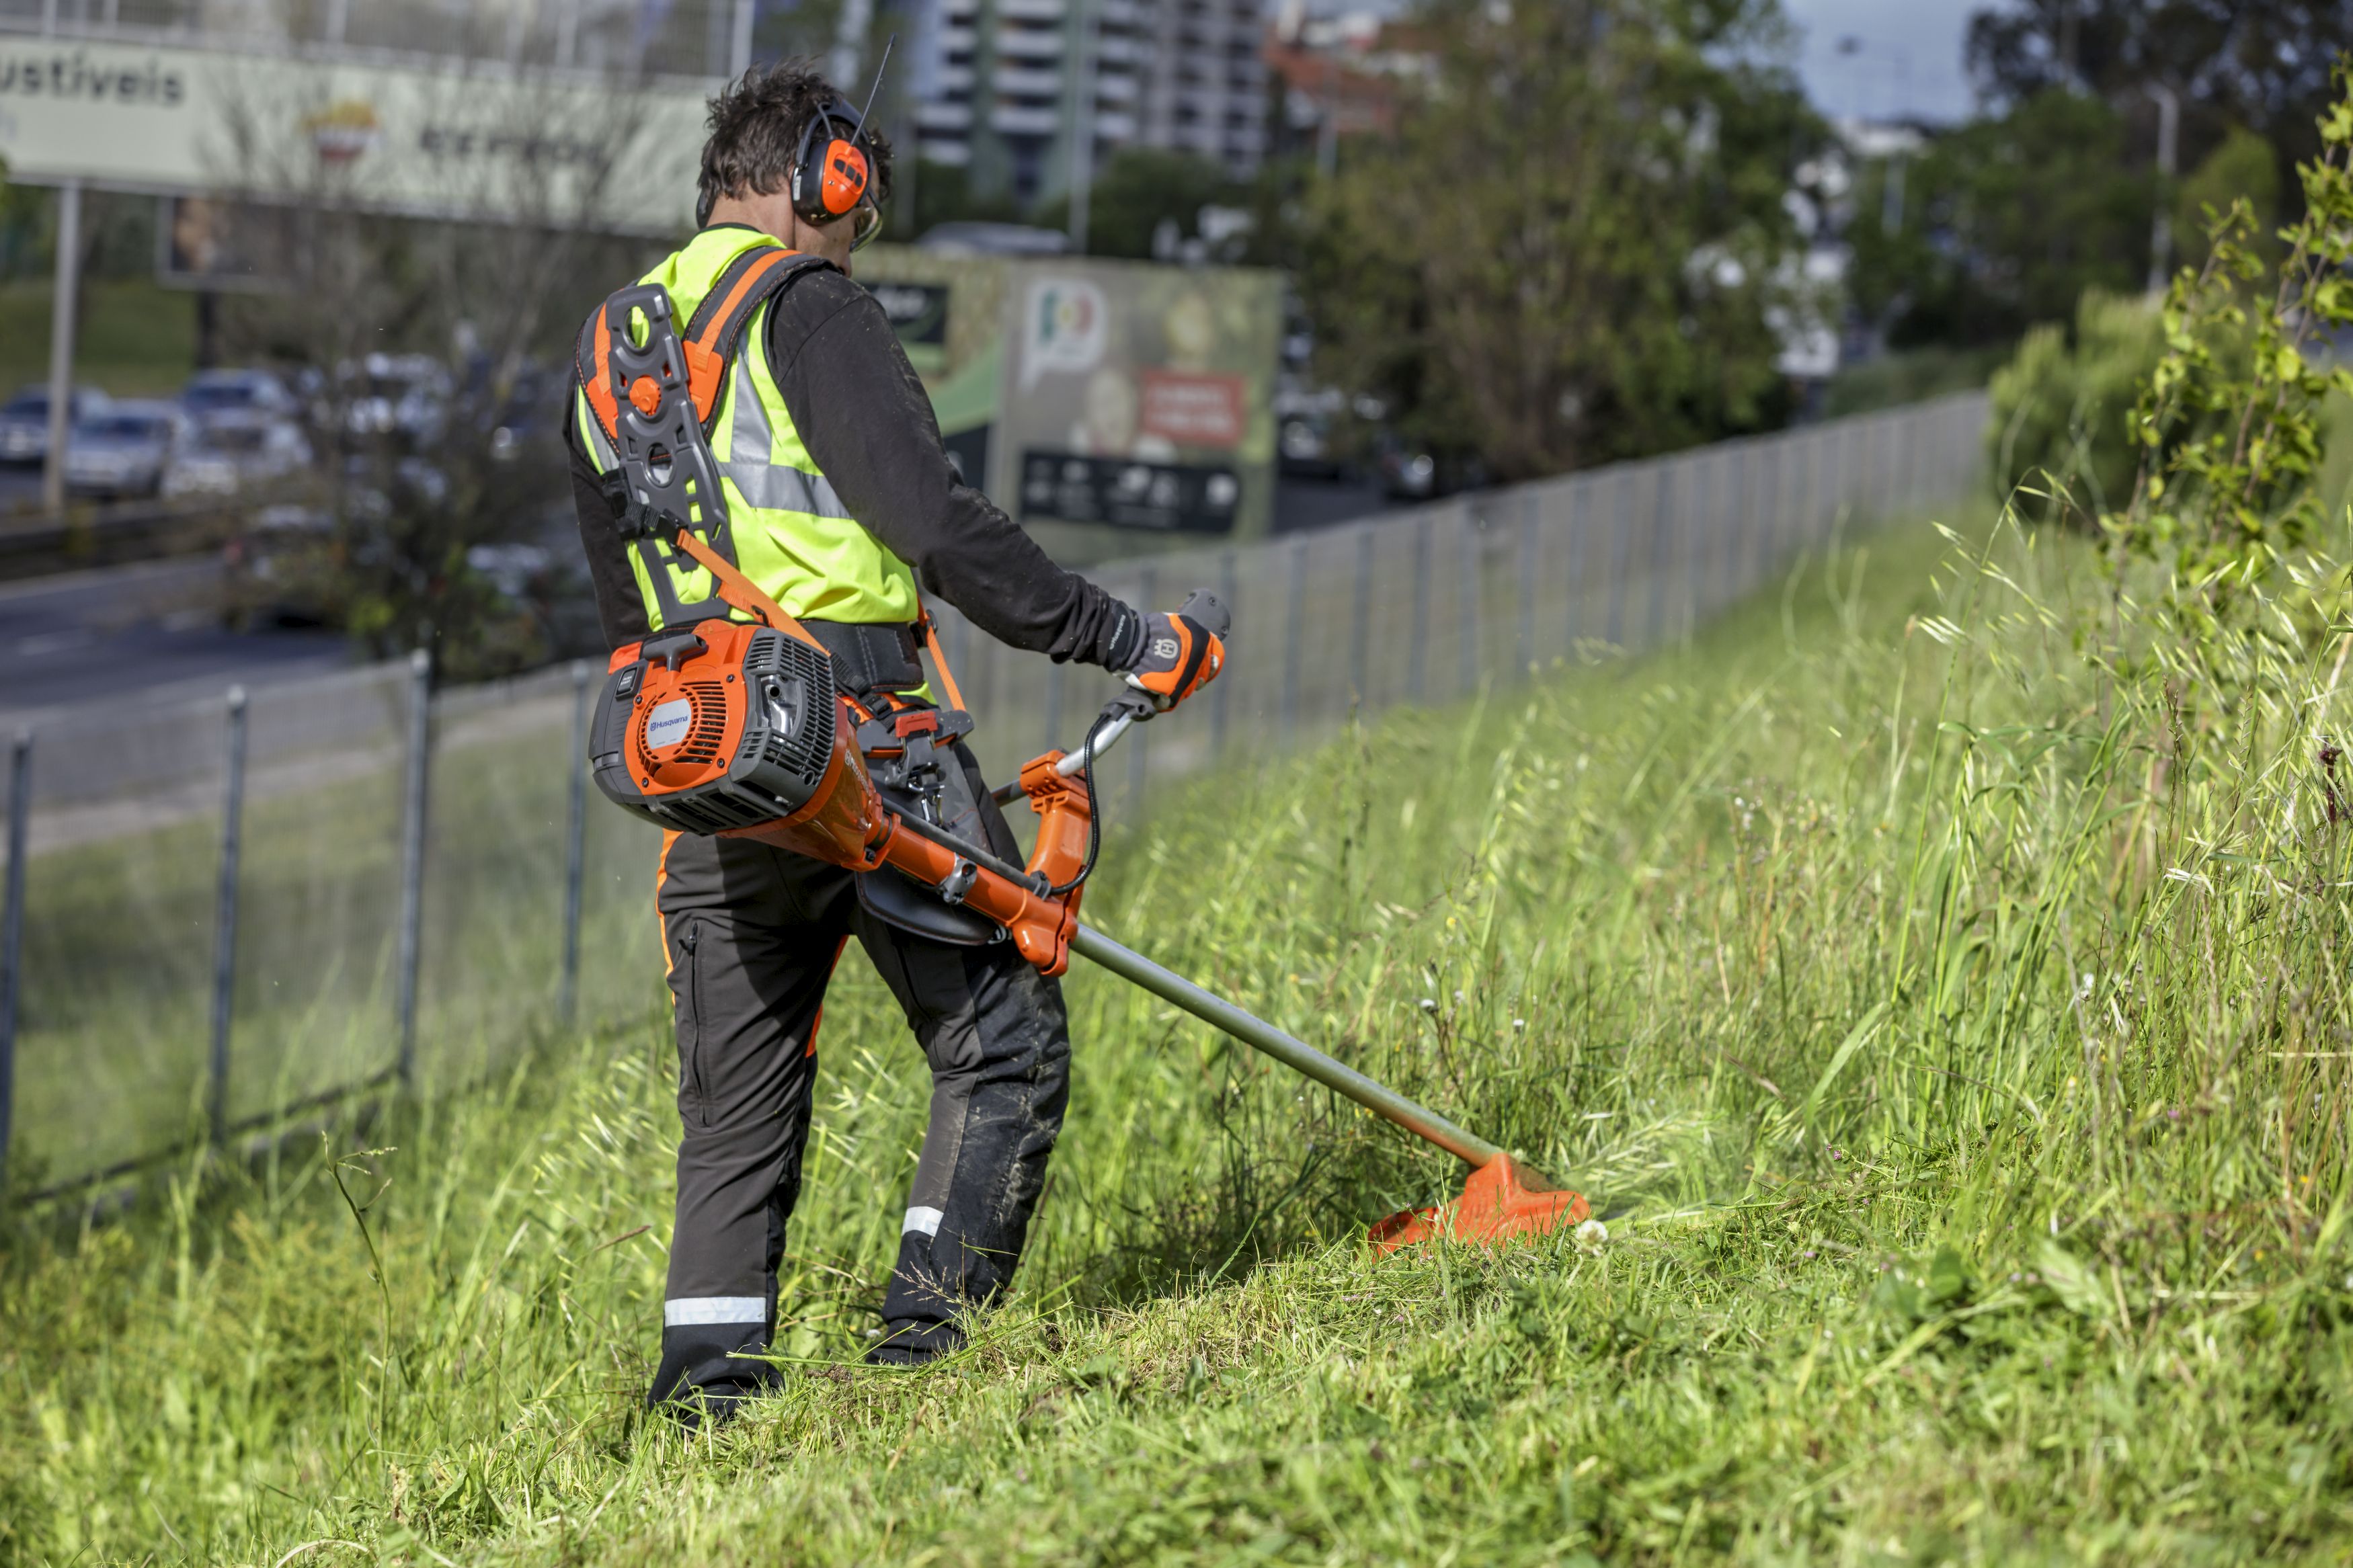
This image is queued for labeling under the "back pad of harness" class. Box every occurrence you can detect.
[600,285,733,623]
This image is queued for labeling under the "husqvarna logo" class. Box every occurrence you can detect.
[645,698,692,751]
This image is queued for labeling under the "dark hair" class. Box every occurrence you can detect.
[696,58,893,227]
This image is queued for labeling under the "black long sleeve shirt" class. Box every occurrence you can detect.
[565,244,1138,668]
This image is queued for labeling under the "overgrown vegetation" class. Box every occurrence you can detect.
[10,50,2353,1568]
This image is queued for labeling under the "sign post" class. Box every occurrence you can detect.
[40,179,79,518]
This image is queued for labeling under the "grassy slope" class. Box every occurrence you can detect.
[0,279,197,399]
[9,505,2353,1565]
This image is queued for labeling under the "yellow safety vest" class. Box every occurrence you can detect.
[573,227,920,633]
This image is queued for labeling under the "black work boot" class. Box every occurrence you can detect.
[647,1324,778,1427]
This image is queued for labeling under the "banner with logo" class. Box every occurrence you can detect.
[0,37,705,233]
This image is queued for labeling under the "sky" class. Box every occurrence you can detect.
[1782,0,1981,124]
[1304,0,1989,126]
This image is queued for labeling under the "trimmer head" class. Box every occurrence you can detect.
[1367,1153,1589,1253]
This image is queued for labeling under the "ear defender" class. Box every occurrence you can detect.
[820,140,870,216]
[791,102,874,227]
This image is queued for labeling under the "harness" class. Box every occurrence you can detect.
[573,244,830,632]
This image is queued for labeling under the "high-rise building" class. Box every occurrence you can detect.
[908,0,1269,207]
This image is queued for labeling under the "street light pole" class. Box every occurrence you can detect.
[2146,83,2180,294]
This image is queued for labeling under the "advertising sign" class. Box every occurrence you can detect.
[0,37,705,233]
[994,257,1281,551]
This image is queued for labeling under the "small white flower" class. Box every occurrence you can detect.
[1573,1219,1608,1251]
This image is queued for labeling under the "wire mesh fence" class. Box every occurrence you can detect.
[0,390,1987,1194]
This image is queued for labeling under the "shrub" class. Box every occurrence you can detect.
[1984,287,2163,524]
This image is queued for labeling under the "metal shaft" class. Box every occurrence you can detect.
[1067,923,1501,1169]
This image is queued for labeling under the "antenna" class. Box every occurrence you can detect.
[852,33,897,130]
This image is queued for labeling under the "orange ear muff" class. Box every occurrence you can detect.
[820,141,869,216]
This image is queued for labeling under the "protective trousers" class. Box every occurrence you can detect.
[647,755,1071,1413]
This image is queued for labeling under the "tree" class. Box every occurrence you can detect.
[210,67,663,679]
[1031,148,1251,259]
[1845,90,2155,347]
[1965,1,2351,211]
[1302,0,1821,483]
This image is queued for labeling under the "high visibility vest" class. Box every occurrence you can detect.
[571,226,921,633]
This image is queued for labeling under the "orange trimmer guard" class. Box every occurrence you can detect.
[1366,1153,1590,1254]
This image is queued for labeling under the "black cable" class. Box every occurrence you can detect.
[1046,707,1117,897]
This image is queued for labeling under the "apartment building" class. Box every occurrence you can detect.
[909,0,1268,206]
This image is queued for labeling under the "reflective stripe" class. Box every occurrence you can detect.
[721,369,854,520]
[902,1206,943,1238]
[663,1296,767,1326]
[582,405,617,470]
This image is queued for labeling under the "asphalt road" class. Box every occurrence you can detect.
[0,555,348,733]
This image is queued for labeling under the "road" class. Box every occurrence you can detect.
[0,556,349,734]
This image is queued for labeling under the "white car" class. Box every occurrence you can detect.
[64,402,194,498]
[162,413,315,497]
[0,384,112,464]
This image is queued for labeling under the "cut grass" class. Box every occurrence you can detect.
[7,501,2353,1564]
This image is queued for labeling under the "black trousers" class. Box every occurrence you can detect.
[647,791,1072,1407]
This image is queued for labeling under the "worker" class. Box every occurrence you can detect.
[563,61,1225,1426]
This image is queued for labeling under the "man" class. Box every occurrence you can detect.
[564,62,1222,1422]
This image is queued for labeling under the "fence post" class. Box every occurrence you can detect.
[1408,516,1431,701]
[1129,564,1154,810]
[560,660,590,1026]
[395,648,432,1091]
[0,731,28,1186]
[1349,525,1373,704]
[1516,490,1539,675]
[1281,538,1307,730]
[206,687,248,1147]
[1458,508,1480,695]
[1210,548,1236,755]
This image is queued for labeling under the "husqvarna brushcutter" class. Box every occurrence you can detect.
[577,279,1584,1250]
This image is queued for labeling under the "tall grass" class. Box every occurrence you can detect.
[7,500,2353,1563]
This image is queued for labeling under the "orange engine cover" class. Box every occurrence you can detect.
[590,620,883,865]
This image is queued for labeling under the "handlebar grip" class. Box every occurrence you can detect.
[1176,589,1231,642]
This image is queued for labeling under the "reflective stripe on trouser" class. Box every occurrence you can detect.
[647,756,1069,1407]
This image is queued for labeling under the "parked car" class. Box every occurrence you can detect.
[64,402,194,498]
[179,368,298,421]
[162,412,315,497]
[0,384,112,464]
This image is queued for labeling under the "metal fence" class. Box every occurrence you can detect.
[0,390,1988,1194]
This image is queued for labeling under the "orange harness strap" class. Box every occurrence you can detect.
[669,528,832,656]
[919,608,969,714]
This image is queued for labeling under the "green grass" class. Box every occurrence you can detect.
[0,279,198,399]
[9,501,2353,1565]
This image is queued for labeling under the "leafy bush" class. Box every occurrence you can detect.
[1985,287,2163,523]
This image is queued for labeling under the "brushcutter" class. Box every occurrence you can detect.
[578,283,1585,1251]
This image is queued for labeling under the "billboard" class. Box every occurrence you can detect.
[997,261,1281,554]
[853,248,1282,561]
[0,37,706,233]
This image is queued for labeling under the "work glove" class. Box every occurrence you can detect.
[1121,589,1230,712]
